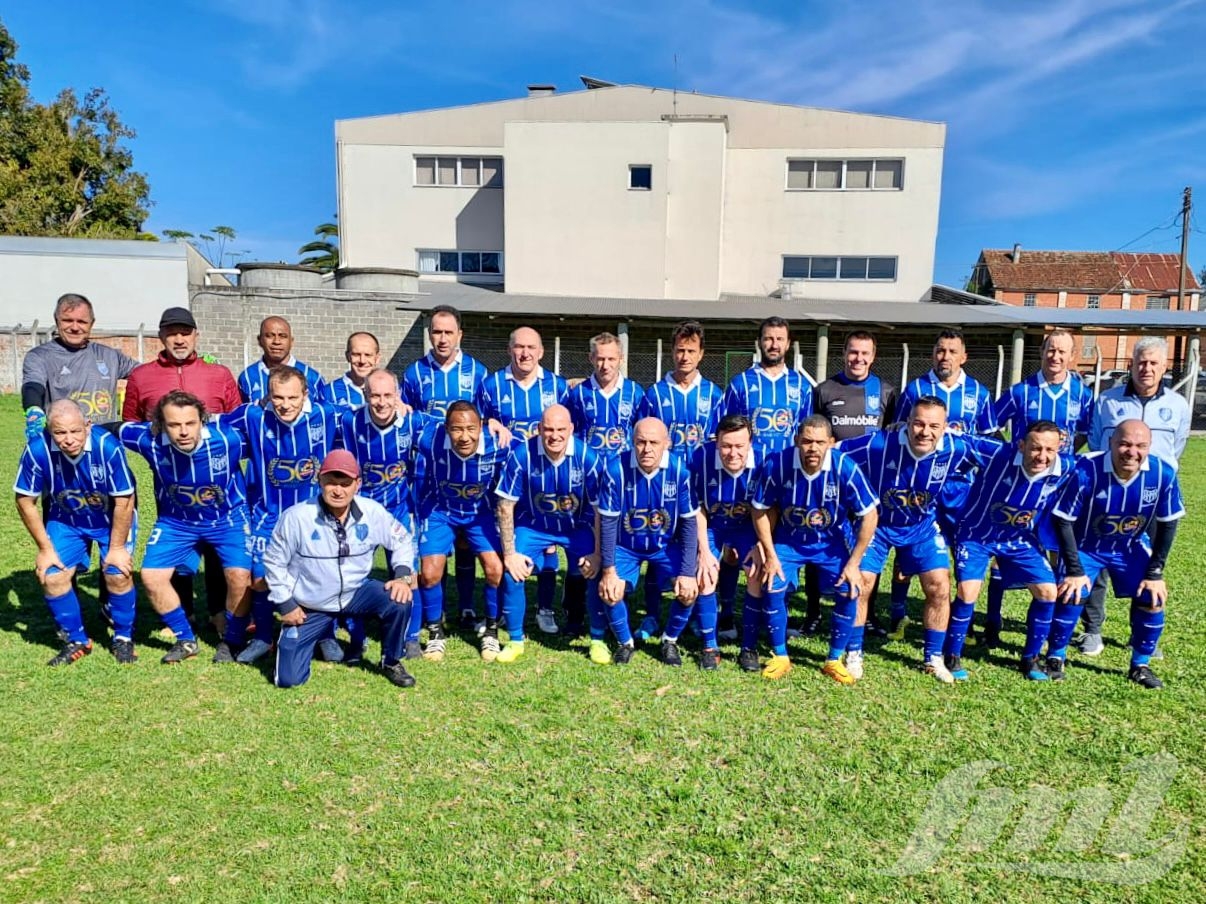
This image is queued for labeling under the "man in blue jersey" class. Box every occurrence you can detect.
[842,396,979,683]
[751,416,878,683]
[326,332,382,410]
[118,391,253,664]
[946,421,1069,682]
[495,405,606,663]
[721,316,813,457]
[238,316,327,403]
[690,415,761,670]
[979,329,1092,647]
[414,401,507,662]
[219,365,342,665]
[479,326,569,635]
[1046,420,1184,688]
[339,368,429,659]
[593,417,698,666]
[15,400,138,665]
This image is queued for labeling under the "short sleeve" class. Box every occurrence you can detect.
[494,447,524,502]
[13,445,44,496]
[1052,461,1091,521]
[102,434,136,496]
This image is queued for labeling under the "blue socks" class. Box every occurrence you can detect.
[503,579,526,643]
[943,598,976,658]
[741,591,763,650]
[986,568,1005,632]
[828,595,857,661]
[46,589,87,643]
[107,585,137,641]
[1023,598,1055,659]
[406,598,424,642]
[664,600,692,641]
[890,575,910,623]
[643,563,663,622]
[251,589,275,646]
[922,627,945,660]
[1129,600,1164,666]
[455,548,476,614]
[484,584,499,621]
[587,582,608,641]
[1046,601,1084,658]
[846,623,866,655]
[420,579,445,626]
[765,590,788,656]
[608,596,633,645]
[695,593,718,649]
[224,611,251,647]
[161,605,195,642]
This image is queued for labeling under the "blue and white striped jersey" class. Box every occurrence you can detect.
[119,421,249,526]
[220,401,341,532]
[956,438,1074,547]
[898,369,997,436]
[14,426,134,531]
[565,375,645,459]
[478,366,569,444]
[720,364,813,455]
[993,372,1094,452]
[238,357,328,404]
[840,428,978,544]
[400,350,488,419]
[495,436,607,535]
[338,408,429,519]
[1053,451,1185,554]
[412,422,507,521]
[751,447,877,553]
[598,451,697,556]
[641,372,723,460]
[325,373,368,410]
[691,441,759,539]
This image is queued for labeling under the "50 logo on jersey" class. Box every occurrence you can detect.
[443,483,488,501]
[588,426,628,452]
[167,483,228,508]
[708,501,750,521]
[54,489,106,512]
[624,508,672,534]
[782,506,834,529]
[534,493,580,515]
[363,460,408,488]
[67,390,114,419]
[752,408,795,435]
[268,456,319,487]
[883,488,932,511]
[991,504,1037,528]
[670,423,704,449]
[1093,514,1148,538]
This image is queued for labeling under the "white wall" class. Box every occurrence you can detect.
[664,120,726,300]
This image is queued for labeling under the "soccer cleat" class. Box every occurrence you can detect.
[982,625,1002,649]
[821,659,856,686]
[660,639,683,667]
[717,614,737,642]
[944,655,970,681]
[48,640,92,667]
[382,661,416,688]
[635,616,661,643]
[497,641,525,664]
[423,637,446,662]
[111,638,137,664]
[404,640,423,661]
[1020,655,1048,681]
[737,648,761,673]
[613,642,636,665]
[888,616,911,641]
[480,634,501,662]
[865,615,888,639]
[844,650,865,681]
[536,609,559,635]
[236,638,273,665]
[762,655,793,680]
[1078,633,1104,656]
[924,654,955,684]
[161,639,199,664]
[699,648,721,671]
[459,608,478,631]
[801,616,822,638]
[212,641,237,664]
[317,638,345,662]
[343,644,365,667]
[589,639,613,665]
[1044,656,1066,682]
[1128,664,1163,689]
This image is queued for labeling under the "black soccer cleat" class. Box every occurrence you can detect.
[660,639,683,667]
[211,641,237,664]
[738,647,761,673]
[1044,656,1066,682]
[111,638,137,665]
[613,643,636,665]
[161,639,199,664]
[383,661,417,688]
[699,648,721,671]
[48,640,92,667]
[1128,664,1164,690]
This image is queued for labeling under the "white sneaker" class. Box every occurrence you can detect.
[844,650,865,681]
[474,619,488,638]
[536,609,559,634]
[924,654,955,684]
[1078,633,1104,656]
[423,637,446,662]
[480,634,500,662]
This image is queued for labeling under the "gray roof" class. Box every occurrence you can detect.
[0,235,187,260]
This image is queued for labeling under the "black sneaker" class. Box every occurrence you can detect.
[738,647,760,672]
[802,616,822,638]
[699,648,721,671]
[404,640,423,660]
[458,608,478,631]
[661,639,683,667]
[212,641,237,664]
[48,640,92,667]
[982,625,1002,649]
[161,639,199,664]
[383,661,416,688]
[613,642,635,665]
[560,621,585,638]
[1128,664,1164,689]
[717,614,737,641]
[1020,655,1048,681]
[1045,656,1066,682]
[111,638,137,664]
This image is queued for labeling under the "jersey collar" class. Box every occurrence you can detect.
[1104,451,1151,485]
[1013,450,1065,479]
[505,364,545,387]
[927,368,967,390]
[665,371,702,392]
[259,355,298,373]
[897,425,947,461]
[589,373,625,396]
[754,362,788,382]
[270,396,314,425]
[428,349,464,373]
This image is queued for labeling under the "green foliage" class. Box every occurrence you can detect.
[0,18,151,238]
[298,219,339,271]
[162,225,240,267]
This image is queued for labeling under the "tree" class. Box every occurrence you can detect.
[0,18,152,238]
[298,219,339,272]
[162,225,239,266]
[1198,264,1205,288]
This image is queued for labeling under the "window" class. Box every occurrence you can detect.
[414,156,503,188]
[785,158,904,190]
[629,165,652,190]
[1146,296,1170,310]
[781,255,897,281]
[417,249,504,276]
[1087,294,1100,309]
[1023,293,1037,307]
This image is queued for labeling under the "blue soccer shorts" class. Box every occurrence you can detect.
[1062,547,1153,603]
[418,508,501,558]
[767,540,858,600]
[861,520,950,577]
[143,518,252,572]
[46,517,137,575]
[955,539,1055,587]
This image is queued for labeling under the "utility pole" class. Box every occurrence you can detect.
[1175,186,1191,372]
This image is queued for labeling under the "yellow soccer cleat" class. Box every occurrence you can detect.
[496,641,526,664]
[761,655,793,680]
[589,639,613,665]
[888,615,911,642]
[822,659,856,686]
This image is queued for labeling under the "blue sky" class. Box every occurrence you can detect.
[6,0,1206,287]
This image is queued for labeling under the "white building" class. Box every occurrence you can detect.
[335,81,946,304]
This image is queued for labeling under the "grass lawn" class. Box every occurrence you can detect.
[0,393,1201,903]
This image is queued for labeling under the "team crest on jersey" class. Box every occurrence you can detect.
[663,481,678,500]
[698,396,711,416]
[618,400,633,419]
[90,464,107,483]
[1069,403,1081,417]
[355,523,369,541]
[569,465,583,487]
[866,394,879,413]
[1159,407,1172,422]
[1142,486,1158,505]
[542,391,557,407]
[210,454,229,473]
[930,462,949,482]
[459,373,475,393]
[308,422,325,442]
[97,360,110,377]
[787,385,801,404]
[962,395,978,414]
[823,483,838,501]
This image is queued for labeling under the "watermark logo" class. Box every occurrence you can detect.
[880,754,1185,884]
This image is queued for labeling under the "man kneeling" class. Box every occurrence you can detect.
[264,450,418,688]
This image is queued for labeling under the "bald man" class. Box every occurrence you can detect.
[238,316,328,403]
[494,405,608,662]
[15,400,139,665]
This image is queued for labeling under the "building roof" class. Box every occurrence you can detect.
[0,235,187,260]
[979,248,1200,293]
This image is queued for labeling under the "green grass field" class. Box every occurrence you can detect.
[0,393,1201,903]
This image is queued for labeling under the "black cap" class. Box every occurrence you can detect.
[159,307,197,330]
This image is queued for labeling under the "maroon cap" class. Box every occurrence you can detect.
[319,450,360,478]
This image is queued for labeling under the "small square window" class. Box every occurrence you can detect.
[867,257,897,280]
[480,252,501,274]
[839,256,869,279]
[1087,294,1100,309]
[810,257,839,279]
[1023,293,1037,307]
[786,160,813,189]
[483,158,503,188]
[629,165,652,190]
[437,158,457,186]
[782,256,810,279]
[845,161,872,190]
[438,251,459,273]
[415,157,436,186]
[1146,296,1170,310]
[874,159,903,189]
[815,161,842,189]
[460,252,482,274]
[460,158,480,187]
